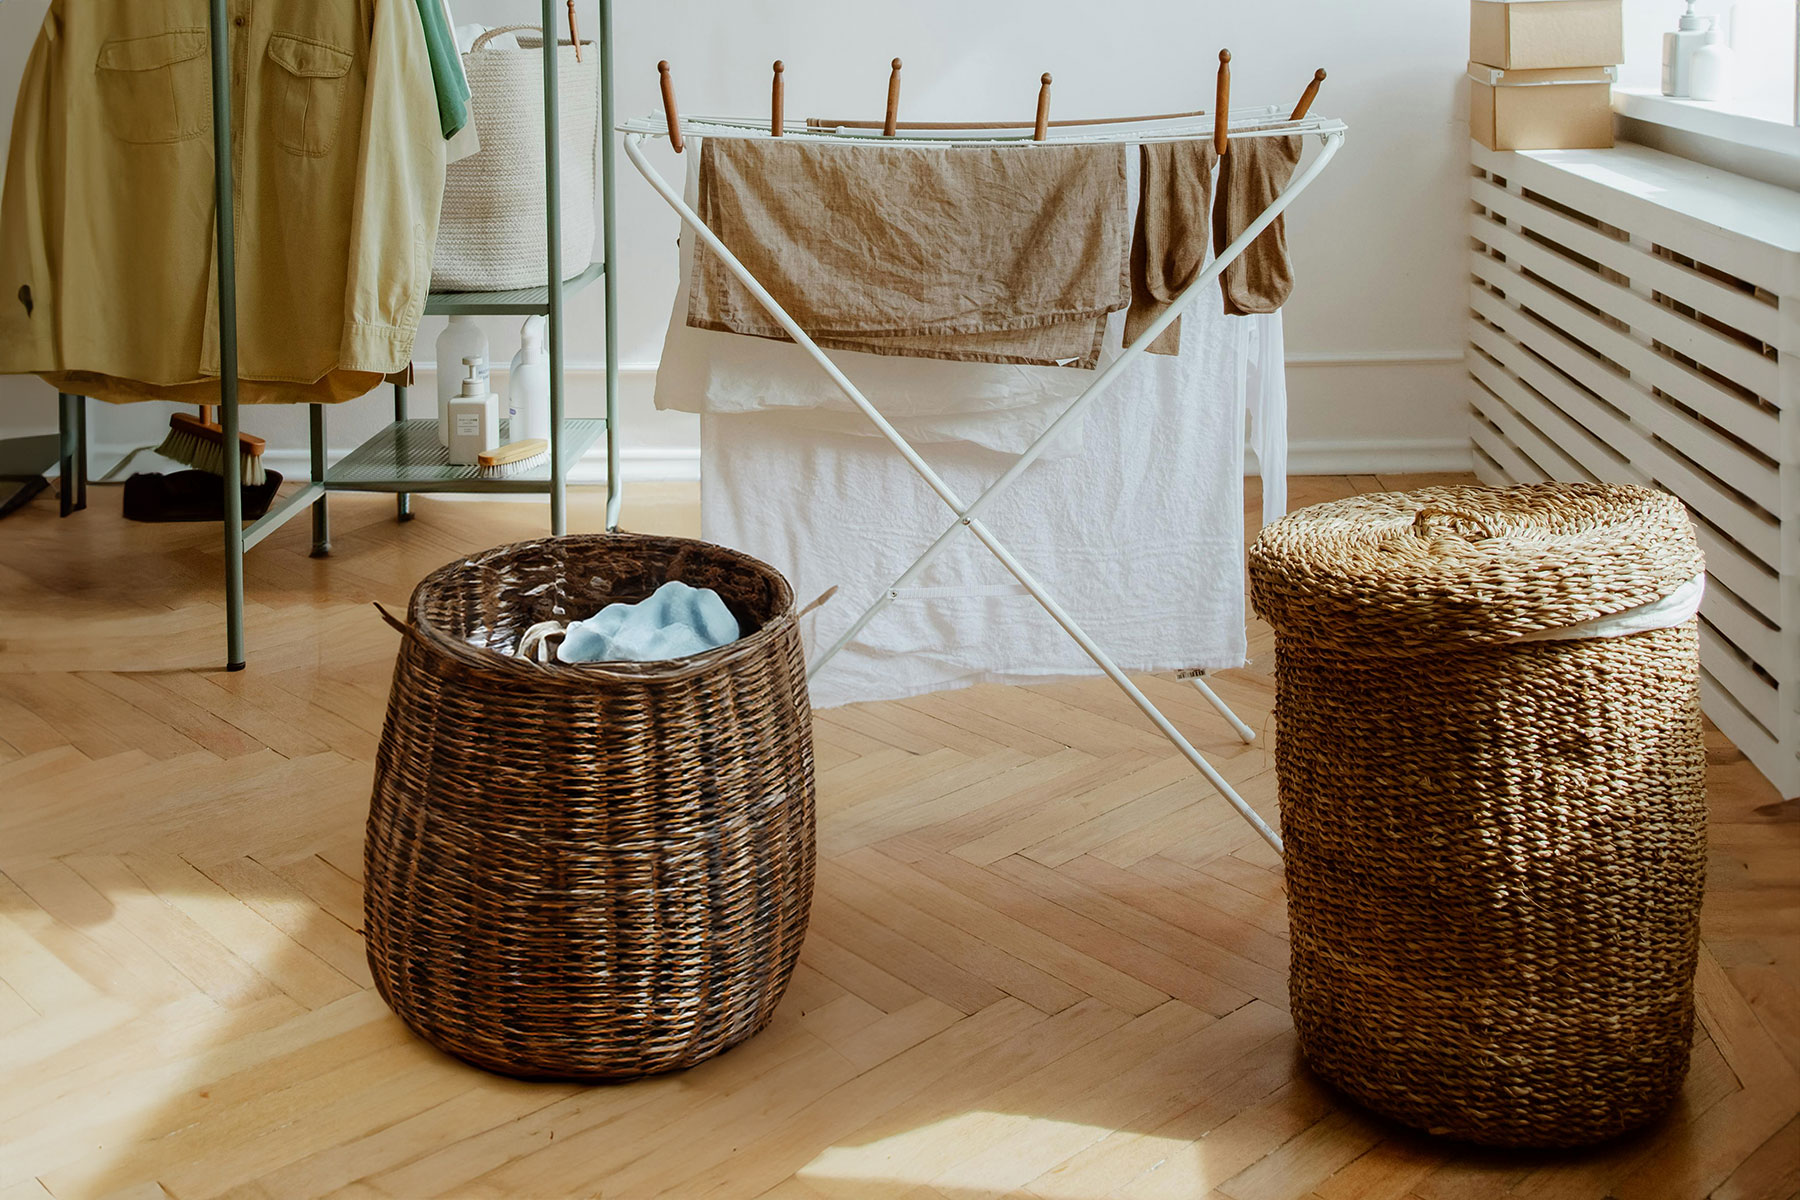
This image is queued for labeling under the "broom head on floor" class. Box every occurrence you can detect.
[156,412,267,486]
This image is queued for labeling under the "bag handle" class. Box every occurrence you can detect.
[471,24,544,51]
[515,620,567,664]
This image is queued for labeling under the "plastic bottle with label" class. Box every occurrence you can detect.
[447,357,500,466]
[436,316,489,447]
[1688,22,1733,102]
[1662,0,1711,98]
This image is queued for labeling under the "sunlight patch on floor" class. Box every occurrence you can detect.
[798,1112,1201,1197]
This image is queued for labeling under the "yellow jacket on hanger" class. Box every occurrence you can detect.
[0,0,446,405]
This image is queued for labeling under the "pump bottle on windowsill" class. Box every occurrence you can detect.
[1688,22,1733,102]
[1662,0,1711,98]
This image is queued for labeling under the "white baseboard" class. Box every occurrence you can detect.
[1283,437,1473,476]
[240,438,1466,485]
[86,443,704,485]
[80,349,1474,485]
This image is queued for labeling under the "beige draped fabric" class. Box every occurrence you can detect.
[687,137,1130,370]
[1213,134,1302,317]
[1124,139,1219,356]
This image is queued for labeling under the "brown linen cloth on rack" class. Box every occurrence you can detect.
[1212,134,1303,316]
[687,137,1130,369]
[1125,140,1219,356]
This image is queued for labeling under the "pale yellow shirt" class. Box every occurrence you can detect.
[0,0,446,404]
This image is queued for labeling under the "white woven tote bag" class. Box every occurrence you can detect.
[431,26,599,292]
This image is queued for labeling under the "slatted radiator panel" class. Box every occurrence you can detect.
[1467,141,1800,797]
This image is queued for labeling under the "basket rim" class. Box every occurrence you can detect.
[399,532,799,684]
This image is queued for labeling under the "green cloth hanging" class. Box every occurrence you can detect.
[415,0,471,140]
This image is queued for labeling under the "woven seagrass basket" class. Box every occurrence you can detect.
[1248,483,1708,1148]
[364,534,816,1080]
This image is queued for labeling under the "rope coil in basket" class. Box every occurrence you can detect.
[1248,483,1709,1148]
[364,533,817,1080]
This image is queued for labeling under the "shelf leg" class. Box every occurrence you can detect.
[309,404,332,557]
[57,392,76,517]
[600,0,622,532]
[393,383,413,522]
[211,0,246,670]
[543,0,566,538]
[74,393,88,511]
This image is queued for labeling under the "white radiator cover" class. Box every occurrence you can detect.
[1468,141,1799,797]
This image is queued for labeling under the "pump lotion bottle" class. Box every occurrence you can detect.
[1663,0,1710,97]
[436,316,489,448]
[447,357,501,466]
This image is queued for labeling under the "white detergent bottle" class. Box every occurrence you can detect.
[436,316,489,447]
[1663,0,1710,97]
[1689,22,1733,102]
[509,316,552,443]
[447,357,500,466]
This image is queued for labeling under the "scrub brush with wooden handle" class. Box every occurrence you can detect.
[157,409,267,486]
[479,439,549,478]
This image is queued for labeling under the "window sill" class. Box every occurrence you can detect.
[1615,88,1800,158]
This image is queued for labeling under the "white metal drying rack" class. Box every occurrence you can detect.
[621,101,1346,854]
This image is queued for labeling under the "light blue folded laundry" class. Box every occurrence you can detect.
[556,580,741,663]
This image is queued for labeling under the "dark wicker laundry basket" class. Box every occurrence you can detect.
[364,533,817,1080]
[1248,483,1708,1148]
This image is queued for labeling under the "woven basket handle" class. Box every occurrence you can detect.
[470,24,545,51]
[797,586,837,620]
[373,602,421,641]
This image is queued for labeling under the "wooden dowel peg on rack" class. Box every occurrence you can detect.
[1215,50,1231,155]
[1291,68,1326,120]
[567,0,581,61]
[772,60,785,136]
[658,60,684,151]
[884,58,902,136]
[1034,73,1052,141]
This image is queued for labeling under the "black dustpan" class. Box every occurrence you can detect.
[123,469,284,523]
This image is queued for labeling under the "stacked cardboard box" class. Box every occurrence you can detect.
[1469,0,1622,150]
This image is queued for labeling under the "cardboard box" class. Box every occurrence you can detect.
[1469,63,1615,151]
[1470,0,1623,70]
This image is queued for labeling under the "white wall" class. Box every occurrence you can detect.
[0,0,1475,476]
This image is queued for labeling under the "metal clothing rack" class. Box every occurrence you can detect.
[57,0,623,670]
[623,57,1345,854]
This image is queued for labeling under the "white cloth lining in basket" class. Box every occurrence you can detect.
[1514,573,1707,642]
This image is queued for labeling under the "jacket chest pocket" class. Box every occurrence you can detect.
[95,30,210,145]
[267,33,354,157]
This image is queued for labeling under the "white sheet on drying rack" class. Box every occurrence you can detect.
[659,139,1289,708]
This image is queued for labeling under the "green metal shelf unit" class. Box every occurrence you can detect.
[59,0,624,669]
[343,252,615,531]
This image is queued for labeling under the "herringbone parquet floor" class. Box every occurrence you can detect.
[1,475,1795,1200]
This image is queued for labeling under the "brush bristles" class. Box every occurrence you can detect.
[156,428,267,486]
[478,449,550,479]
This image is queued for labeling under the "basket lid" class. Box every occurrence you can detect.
[1248,483,1705,655]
